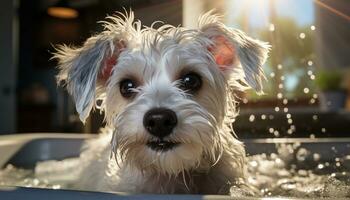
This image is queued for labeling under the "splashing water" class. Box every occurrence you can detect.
[0,143,349,198]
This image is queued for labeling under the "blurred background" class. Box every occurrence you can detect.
[0,0,349,138]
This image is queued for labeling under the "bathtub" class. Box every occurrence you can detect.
[0,133,349,199]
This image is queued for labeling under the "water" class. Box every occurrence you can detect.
[0,143,349,197]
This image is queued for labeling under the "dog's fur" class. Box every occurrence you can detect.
[54,10,269,194]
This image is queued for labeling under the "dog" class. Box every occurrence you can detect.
[54,10,269,194]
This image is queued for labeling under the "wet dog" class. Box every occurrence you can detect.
[54,10,269,194]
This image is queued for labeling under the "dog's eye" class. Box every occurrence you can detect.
[179,73,202,93]
[120,79,137,98]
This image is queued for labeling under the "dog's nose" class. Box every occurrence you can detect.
[143,108,177,138]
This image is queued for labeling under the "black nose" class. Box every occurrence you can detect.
[143,108,177,138]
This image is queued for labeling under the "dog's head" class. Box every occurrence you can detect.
[54,11,269,175]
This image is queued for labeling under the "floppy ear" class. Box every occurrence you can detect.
[54,37,127,123]
[199,12,270,93]
[54,11,138,123]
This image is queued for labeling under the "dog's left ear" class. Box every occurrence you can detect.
[199,12,270,93]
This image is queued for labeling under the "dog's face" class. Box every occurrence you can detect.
[54,11,269,175]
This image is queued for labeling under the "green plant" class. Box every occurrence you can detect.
[315,70,343,91]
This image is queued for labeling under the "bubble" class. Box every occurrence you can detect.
[270,72,275,78]
[249,114,255,122]
[273,130,280,137]
[299,32,306,39]
[336,162,341,167]
[307,70,313,76]
[287,129,293,134]
[313,115,318,120]
[313,94,318,99]
[277,93,283,99]
[321,128,326,133]
[269,128,274,133]
[274,107,280,112]
[278,83,284,89]
[284,107,289,113]
[310,75,315,80]
[269,23,275,32]
[307,60,313,66]
[310,25,316,30]
[250,160,258,167]
[286,113,291,119]
[269,115,274,120]
[277,64,283,70]
[280,76,285,81]
[261,114,266,120]
[243,98,248,104]
[288,119,293,124]
[310,134,315,139]
[296,148,309,161]
[303,88,310,94]
[283,99,288,105]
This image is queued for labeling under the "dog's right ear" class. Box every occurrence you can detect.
[54,11,138,123]
[54,37,127,123]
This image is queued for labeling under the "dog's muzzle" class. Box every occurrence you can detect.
[143,107,177,138]
[143,107,179,151]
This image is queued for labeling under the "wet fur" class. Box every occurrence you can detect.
[54,10,269,194]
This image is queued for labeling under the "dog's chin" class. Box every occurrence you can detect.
[124,141,204,174]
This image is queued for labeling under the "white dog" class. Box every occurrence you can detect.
[54,10,269,194]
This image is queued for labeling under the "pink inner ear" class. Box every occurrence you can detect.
[207,35,236,70]
[99,40,126,82]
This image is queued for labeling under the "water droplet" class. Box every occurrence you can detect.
[278,83,284,89]
[307,70,313,76]
[277,64,283,70]
[310,25,316,30]
[310,98,316,104]
[310,134,315,139]
[284,107,289,113]
[310,75,315,80]
[280,76,285,81]
[286,113,291,119]
[261,114,266,120]
[273,130,280,137]
[277,93,283,99]
[270,72,275,78]
[269,128,274,133]
[249,114,255,122]
[307,60,313,66]
[288,119,293,124]
[290,125,296,130]
[299,32,306,39]
[313,94,318,99]
[274,107,280,112]
[313,153,320,161]
[321,128,326,133]
[317,163,324,169]
[269,23,275,32]
[283,98,288,105]
[243,98,248,104]
[313,115,318,120]
[287,129,293,134]
[269,115,274,120]
[303,88,310,94]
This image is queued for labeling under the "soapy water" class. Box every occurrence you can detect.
[0,144,349,198]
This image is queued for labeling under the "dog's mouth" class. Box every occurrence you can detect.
[146,140,180,152]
